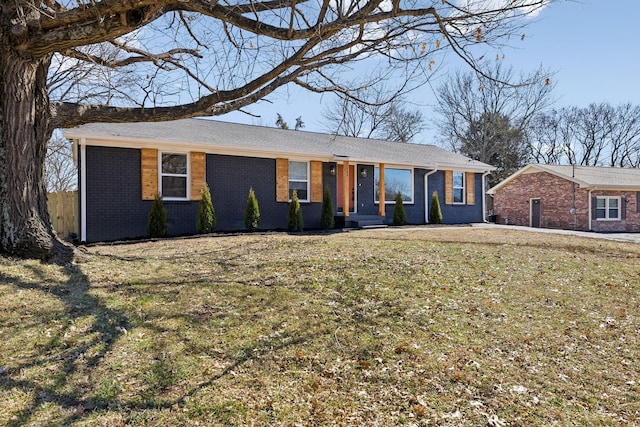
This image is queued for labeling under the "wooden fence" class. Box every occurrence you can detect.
[47,190,79,240]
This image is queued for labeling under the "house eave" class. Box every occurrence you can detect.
[64,130,495,173]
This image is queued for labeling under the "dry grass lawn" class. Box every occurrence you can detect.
[0,227,639,426]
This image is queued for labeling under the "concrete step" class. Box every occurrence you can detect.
[336,214,386,229]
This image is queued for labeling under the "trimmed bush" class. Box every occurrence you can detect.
[320,186,335,229]
[393,192,406,226]
[287,190,304,232]
[429,191,443,224]
[244,187,260,231]
[196,183,216,233]
[146,193,167,237]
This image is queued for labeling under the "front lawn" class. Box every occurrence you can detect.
[0,228,638,426]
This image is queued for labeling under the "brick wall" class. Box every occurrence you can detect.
[84,148,330,242]
[591,190,640,232]
[493,171,640,232]
[85,146,199,242]
[492,172,590,231]
[84,147,492,241]
[207,153,325,231]
[428,171,484,224]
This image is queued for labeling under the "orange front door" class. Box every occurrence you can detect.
[336,164,355,213]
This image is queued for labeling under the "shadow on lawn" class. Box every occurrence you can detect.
[0,260,130,425]
[0,255,310,425]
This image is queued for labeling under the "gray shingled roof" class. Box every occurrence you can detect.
[64,118,494,171]
[489,164,640,193]
[537,164,640,187]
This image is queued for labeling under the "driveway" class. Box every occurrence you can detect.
[471,222,640,244]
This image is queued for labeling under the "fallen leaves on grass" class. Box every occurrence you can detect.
[0,229,639,425]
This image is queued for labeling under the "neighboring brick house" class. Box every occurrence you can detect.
[63,119,495,243]
[488,164,640,232]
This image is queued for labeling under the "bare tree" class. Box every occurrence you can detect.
[322,92,425,142]
[527,109,565,164]
[1,0,553,259]
[45,133,77,193]
[322,90,389,138]
[379,103,425,143]
[529,103,640,167]
[435,62,554,182]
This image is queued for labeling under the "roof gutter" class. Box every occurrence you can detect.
[424,167,439,223]
[482,170,492,223]
[588,189,593,231]
[79,138,87,243]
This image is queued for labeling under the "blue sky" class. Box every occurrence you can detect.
[219,1,640,144]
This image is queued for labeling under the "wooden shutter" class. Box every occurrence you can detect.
[190,152,206,201]
[310,161,323,203]
[444,170,453,205]
[276,158,289,202]
[466,172,475,205]
[141,148,158,200]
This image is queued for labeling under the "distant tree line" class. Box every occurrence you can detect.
[434,62,640,187]
[528,103,640,168]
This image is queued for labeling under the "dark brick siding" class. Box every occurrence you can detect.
[84,148,326,242]
[85,146,147,242]
[207,153,321,231]
[85,146,199,242]
[427,171,484,224]
[83,147,485,242]
[333,166,483,224]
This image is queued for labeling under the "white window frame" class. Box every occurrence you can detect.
[288,160,310,203]
[374,166,414,204]
[159,151,189,201]
[595,196,621,221]
[453,171,465,205]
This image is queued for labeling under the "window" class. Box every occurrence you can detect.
[374,167,413,203]
[453,172,465,204]
[289,161,309,201]
[596,196,620,220]
[161,152,188,199]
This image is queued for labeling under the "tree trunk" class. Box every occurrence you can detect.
[0,40,69,260]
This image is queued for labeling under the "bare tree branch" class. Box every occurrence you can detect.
[60,45,201,69]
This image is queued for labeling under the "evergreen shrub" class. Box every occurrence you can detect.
[429,191,443,224]
[147,193,167,237]
[244,188,260,231]
[320,186,335,229]
[393,192,407,226]
[196,183,216,233]
[287,190,304,231]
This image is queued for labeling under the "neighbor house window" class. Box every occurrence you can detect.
[453,171,465,204]
[161,152,188,199]
[374,167,413,203]
[289,161,309,201]
[596,196,620,220]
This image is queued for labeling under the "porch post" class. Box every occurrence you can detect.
[378,163,385,216]
[343,160,350,217]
